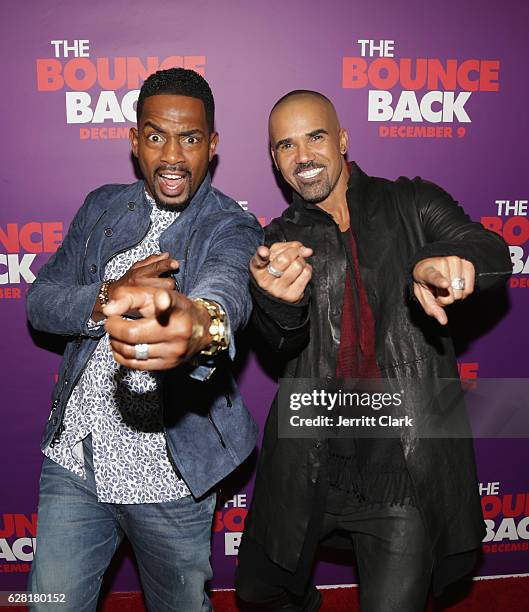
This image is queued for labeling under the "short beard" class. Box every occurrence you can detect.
[152,171,192,211]
[298,177,332,203]
[152,193,190,212]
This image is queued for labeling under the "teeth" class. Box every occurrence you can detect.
[161,174,183,179]
[298,167,323,179]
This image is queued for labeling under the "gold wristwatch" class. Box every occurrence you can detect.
[192,298,229,356]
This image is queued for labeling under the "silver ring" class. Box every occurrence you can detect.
[451,277,465,291]
[267,263,283,278]
[134,343,149,360]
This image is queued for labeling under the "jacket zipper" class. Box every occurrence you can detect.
[208,412,227,448]
[180,229,197,289]
[81,211,107,273]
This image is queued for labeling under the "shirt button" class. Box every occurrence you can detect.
[52,417,58,425]
[90,264,97,274]
[127,201,136,211]
[104,228,113,237]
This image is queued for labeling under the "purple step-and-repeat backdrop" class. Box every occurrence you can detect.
[1,0,528,593]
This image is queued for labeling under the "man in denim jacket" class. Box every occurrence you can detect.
[26,68,262,612]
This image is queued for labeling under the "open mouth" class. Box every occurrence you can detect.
[156,170,189,196]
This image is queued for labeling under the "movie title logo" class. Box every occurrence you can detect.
[481,199,528,289]
[0,222,63,298]
[0,514,37,573]
[480,482,529,554]
[342,39,500,139]
[36,40,206,140]
[213,494,247,558]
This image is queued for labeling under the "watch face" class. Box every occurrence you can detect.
[210,324,220,335]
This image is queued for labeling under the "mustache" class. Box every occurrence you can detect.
[155,165,191,176]
[294,162,325,175]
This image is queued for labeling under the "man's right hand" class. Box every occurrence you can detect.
[92,252,179,321]
[250,241,313,303]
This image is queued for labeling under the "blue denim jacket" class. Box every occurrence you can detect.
[27,174,263,497]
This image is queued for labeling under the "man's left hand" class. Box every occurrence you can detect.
[103,286,212,371]
[412,256,475,325]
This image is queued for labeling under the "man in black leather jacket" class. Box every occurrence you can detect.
[236,90,512,612]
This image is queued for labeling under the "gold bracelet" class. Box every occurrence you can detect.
[191,298,229,356]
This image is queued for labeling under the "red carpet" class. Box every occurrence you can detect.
[5,577,529,611]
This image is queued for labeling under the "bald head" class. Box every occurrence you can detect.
[268,90,348,206]
[269,90,340,135]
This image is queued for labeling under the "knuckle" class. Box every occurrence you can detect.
[423,306,433,316]
[182,321,193,339]
[175,316,193,339]
[275,254,289,267]
[161,278,175,289]
[256,274,270,288]
[125,326,140,344]
[291,260,303,274]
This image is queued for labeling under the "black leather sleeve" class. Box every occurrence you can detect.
[250,219,311,354]
[408,179,512,291]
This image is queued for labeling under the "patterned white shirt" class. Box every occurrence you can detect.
[44,193,190,504]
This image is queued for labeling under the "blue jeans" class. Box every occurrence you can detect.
[28,438,215,612]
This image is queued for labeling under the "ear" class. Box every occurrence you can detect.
[270,147,279,170]
[130,127,139,158]
[209,132,219,161]
[338,128,349,155]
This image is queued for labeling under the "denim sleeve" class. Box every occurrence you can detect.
[187,213,263,372]
[26,191,105,339]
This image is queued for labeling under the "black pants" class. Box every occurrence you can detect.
[236,502,433,612]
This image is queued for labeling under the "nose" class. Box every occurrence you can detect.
[295,141,313,165]
[161,137,183,165]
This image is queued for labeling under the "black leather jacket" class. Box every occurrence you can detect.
[245,162,512,593]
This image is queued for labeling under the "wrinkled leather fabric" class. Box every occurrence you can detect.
[244,162,511,593]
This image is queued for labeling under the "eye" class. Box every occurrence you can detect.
[147,133,163,143]
[279,142,293,151]
[310,133,323,142]
[184,135,200,145]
